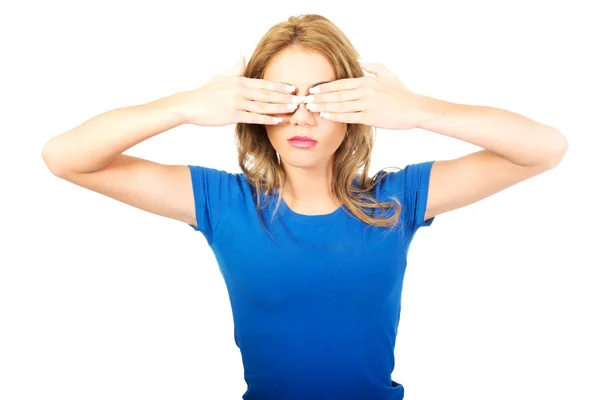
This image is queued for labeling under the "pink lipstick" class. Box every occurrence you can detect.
[287,136,317,148]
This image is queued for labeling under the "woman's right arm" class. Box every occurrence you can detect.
[41,56,300,228]
[42,93,186,175]
[41,92,201,228]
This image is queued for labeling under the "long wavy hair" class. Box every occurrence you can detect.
[234,13,405,242]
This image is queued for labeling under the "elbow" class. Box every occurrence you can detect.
[543,130,569,169]
[41,141,67,177]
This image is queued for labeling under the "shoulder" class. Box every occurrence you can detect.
[187,166,247,239]
[373,160,435,195]
[373,161,437,231]
[188,165,246,193]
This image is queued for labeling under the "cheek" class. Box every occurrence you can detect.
[329,123,348,142]
[265,125,281,143]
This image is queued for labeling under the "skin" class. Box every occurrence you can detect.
[264,46,347,215]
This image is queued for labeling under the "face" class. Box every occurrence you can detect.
[263,47,347,171]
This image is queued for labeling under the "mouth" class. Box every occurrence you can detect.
[287,136,318,148]
[288,136,317,143]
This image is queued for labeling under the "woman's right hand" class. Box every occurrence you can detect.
[172,54,302,127]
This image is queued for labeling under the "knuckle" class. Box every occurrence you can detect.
[233,83,243,97]
[234,97,244,111]
[233,89,243,104]
[262,88,272,100]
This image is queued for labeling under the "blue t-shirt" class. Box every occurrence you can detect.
[187,161,436,400]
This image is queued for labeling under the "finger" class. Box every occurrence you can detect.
[240,98,299,115]
[307,99,364,113]
[308,87,363,104]
[358,61,395,78]
[309,77,364,94]
[261,106,320,123]
[241,86,302,106]
[241,76,296,94]
[237,110,283,125]
[319,111,364,124]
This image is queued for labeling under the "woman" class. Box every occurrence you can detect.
[41,13,568,400]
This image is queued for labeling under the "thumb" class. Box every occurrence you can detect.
[228,53,246,76]
[358,60,395,78]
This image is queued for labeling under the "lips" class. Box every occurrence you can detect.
[288,136,317,142]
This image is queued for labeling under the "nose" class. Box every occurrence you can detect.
[289,101,317,125]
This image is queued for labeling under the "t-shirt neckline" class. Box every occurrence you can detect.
[273,188,346,224]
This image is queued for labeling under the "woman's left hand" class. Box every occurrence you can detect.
[305,61,431,130]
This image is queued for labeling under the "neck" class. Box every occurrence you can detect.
[280,160,340,209]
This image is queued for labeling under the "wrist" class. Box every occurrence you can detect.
[155,91,189,126]
[414,94,447,130]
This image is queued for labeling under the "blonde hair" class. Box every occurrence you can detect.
[234,13,405,241]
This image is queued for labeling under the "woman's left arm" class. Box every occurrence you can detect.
[306,61,569,222]
[417,96,568,168]
[415,97,568,221]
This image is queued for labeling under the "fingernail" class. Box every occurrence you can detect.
[304,95,314,103]
[284,84,295,92]
[308,87,319,94]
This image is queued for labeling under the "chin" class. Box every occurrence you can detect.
[282,159,317,169]
[281,153,330,169]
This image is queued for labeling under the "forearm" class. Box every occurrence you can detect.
[42,92,186,174]
[416,95,568,167]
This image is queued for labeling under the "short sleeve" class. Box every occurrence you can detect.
[380,160,436,235]
[187,165,242,244]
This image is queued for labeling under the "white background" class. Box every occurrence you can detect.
[2,1,598,399]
